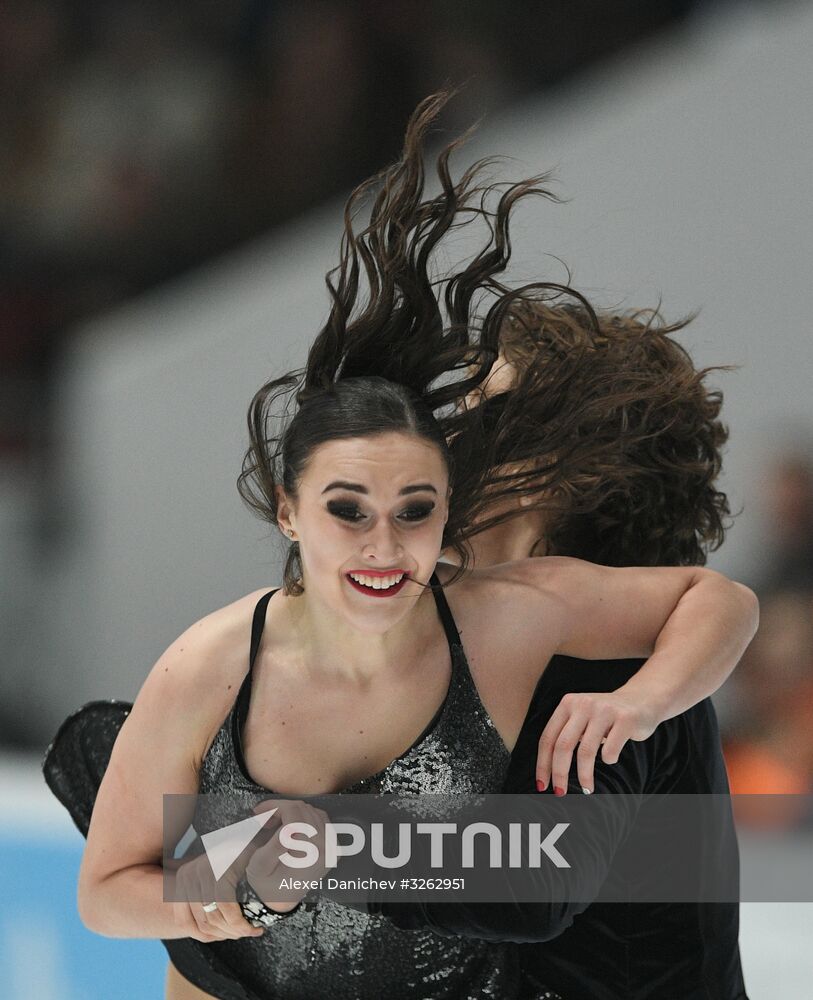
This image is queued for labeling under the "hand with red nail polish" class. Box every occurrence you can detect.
[535,691,657,797]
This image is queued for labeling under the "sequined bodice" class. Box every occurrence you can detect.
[194,577,525,1000]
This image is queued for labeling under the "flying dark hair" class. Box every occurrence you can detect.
[494,300,733,567]
[237,89,723,592]
[236,88,594,594]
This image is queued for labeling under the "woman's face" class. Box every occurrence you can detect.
[462,350,518,411]
[278,431,450,634]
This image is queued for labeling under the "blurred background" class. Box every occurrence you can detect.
[1,0,812,996]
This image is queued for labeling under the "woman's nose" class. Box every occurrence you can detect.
[362,521,404,563]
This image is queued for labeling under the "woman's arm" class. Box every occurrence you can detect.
[76,591,267,942]
[503,558,759,794]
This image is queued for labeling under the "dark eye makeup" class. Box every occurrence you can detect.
[327,502,365,522]
[326,500,435,523]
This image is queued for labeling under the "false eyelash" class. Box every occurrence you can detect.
[326,503,365,521]
[326,502,435,523]
[398,504,435,521]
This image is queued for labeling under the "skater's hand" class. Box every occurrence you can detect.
[173,843,268,942]
[535,691,658,795]
[244,799,335,912]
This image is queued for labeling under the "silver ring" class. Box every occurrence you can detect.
[202,901,219,913]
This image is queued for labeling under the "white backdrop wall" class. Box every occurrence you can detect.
[34,3,813,735]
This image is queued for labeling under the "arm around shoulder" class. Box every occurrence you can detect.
[503,556,757,684]
[503,559,757,791]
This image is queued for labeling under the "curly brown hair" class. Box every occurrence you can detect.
[237,87,732,590]
[492,300,733,567]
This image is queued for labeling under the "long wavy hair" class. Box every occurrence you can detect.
[237,89,598,593]
[237,88,731,592]
[494,300,733,566]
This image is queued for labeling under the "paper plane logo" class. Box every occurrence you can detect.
[173,823,199,860]
[201,809,279,880]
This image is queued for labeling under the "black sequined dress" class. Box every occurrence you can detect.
[42,576,562,1000]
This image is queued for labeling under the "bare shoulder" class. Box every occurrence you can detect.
[433,559,565,664]
[431,562,564,743]
[436,557,572,614]
[130,586,276,770]
[485,554,590,590]
[78,587,276,892]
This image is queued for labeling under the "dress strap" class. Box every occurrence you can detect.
[233,589,279,743]
[234,587,279,719]
[248,589,278,673]
[429,571,462,649]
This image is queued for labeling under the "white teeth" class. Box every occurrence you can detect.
[348,572,405,590]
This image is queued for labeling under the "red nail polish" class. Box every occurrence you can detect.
[554,786,565,797]
[536,779,547,792]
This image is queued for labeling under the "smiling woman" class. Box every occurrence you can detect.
[41,89,757,1000]
[304,466,441,598]
[273,426,450,629]
[238,373,464,599]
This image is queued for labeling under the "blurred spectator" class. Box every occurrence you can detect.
[723,590,813,826]
[0,0,696,462]
[719,450,813,824]
[752,456,813,596]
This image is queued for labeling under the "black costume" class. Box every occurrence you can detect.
[42,579,747,999]
[375,655,749,1000]
[42,578,560,1000]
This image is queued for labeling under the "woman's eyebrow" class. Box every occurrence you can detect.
[321,481,438,495]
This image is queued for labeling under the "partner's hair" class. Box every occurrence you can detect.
[237,88,588,593]
[495,300,733,566]
[237,87,720,592]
